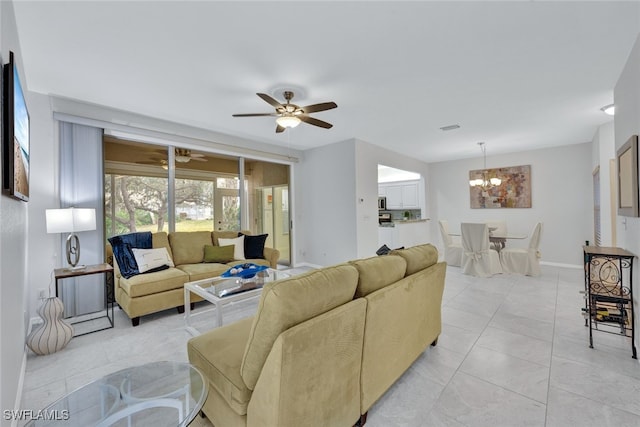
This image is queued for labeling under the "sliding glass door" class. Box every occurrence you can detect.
[104,136,291,265]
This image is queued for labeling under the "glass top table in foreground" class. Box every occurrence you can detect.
[184,268,290,336]
[25,361,207,427]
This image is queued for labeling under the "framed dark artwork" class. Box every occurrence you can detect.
[469,165,532,209]
[616,135,639,217]
[2,51,29,202]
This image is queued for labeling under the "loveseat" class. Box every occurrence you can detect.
[187,243,446,427]
[107,230,280,326]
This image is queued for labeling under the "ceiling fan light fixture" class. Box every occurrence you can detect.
[600,104,615,116]
[276,115,301,129]
[175,155,191,163]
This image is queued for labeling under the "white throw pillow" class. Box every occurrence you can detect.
[218,235,245,260]
[131,247,174,273]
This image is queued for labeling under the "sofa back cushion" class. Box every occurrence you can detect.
[349,255,407,298]
[168,231,213,265]
[240,264,359,390]
[152,232,173,261]
[390,244,439,276]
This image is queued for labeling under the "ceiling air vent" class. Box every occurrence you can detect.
[440,124,460,131]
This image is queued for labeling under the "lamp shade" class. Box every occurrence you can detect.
[46,208,96,234]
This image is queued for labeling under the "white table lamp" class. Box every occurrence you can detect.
[46,208,96,268]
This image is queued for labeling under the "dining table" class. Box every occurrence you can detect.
[488,232,528,252]
[449,228,528,253]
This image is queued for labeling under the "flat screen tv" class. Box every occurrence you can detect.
[2,51,30,202]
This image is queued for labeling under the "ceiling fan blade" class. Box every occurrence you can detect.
[276,124,286,133]
[232,113,277,117]
[300,102,337,114]
[299,115,333,129]
[189,153,205,158]
[190,157,207,162]
[257,93,284,109]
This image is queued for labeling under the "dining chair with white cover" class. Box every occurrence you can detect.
[438,220,463,267]
[500,222,543,276]
[461,223,503,277]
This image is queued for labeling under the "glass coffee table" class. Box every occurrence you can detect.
[25,361,207,426]
[184,268,289,336]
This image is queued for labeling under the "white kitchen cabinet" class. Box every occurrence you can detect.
[401,182,419,208]
[378,180,420,210]
[385,185,403,209]
[378,220,430,250]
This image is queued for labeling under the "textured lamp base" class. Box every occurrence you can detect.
[27,297,73,355]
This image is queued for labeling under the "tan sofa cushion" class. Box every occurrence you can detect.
[390,243,439,276]
[119,268,188,298]
[350,255,407,298]
[152,232,173,261]
[178,263,229,282]
[188,317,255,415]
[240,264,359,390]
[169,231,213,265]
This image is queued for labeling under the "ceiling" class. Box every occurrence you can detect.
[12,1,640,163]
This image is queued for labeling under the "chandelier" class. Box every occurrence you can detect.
[469,142,501,189]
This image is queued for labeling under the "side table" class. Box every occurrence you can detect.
[54,263,114,336]
[583,246,636,359]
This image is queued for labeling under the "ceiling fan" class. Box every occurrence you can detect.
[137,148,207,168]
[174,148,206,163]
[232,91,337,133]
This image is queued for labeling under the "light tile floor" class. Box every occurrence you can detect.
[19,265,640,426]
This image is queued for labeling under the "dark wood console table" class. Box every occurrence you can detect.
[583,246,636,359]
[54,263,114,336]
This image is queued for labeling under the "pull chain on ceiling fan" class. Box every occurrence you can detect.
[232,91,337,133]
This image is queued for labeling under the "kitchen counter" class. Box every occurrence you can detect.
[379,218,429,227]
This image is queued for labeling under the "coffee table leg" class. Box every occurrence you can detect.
[184,288,191,328]
[215,300,223,327]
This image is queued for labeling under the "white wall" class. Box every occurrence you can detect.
[429,143,593,266]
[293,139,357,266]
[353,140,430,257]
[613,32,640,357]
[0,1,29,424]
[293,138,432,266]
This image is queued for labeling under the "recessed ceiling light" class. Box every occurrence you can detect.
[600,104,615,116]
[440,124,460,131]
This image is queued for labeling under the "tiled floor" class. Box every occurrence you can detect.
[20,265,640,426]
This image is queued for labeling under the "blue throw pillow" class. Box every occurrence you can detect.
[239,233,268,260]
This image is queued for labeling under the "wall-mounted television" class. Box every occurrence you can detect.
[617,134,639,217]
[2,51,30,202]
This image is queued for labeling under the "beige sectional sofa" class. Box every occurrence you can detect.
[187,243,446,427]
[108,230,279,326]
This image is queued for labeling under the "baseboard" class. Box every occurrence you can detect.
[11,349,27,427]
[540,261,582,269]
[291,262,323,269]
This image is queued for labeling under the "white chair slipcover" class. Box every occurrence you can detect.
[439,220,463,267]
[500,222,543,276]
[461,222,502,277]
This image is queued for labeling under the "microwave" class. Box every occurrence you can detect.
[378,196,387,210]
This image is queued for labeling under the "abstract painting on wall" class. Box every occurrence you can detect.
[469,165,531,209]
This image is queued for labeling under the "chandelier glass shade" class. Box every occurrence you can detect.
[469,143,501,190]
